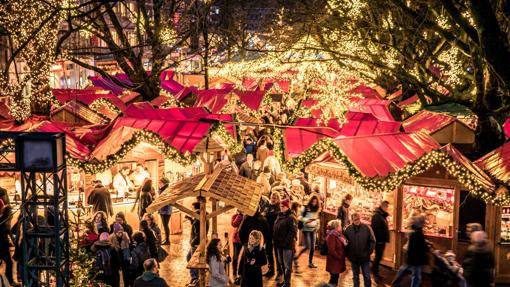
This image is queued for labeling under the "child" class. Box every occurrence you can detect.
[241,230,267,287]
[206,238,229,287]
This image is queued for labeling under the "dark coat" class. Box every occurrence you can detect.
[344,223,376,263]
[130,242,150,279]
[273,209,297,250]
[265,203,281,240]
[141,226,158,260]
[406,228,429,266]
[91,240,121,287]
[336,201,350,230]
[239,161,256,180]
[238,212,270,246]
[88,186,114,217]
[190,217,210,247]
[241,245,267,287]
[133,271,169,287]
[462,244,495,287]
[326,229,346,274]
[371,207,390,243]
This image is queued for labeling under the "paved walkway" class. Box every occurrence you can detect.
[160,212,394,287]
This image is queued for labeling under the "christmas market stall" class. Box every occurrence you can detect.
[475,141,510,283]
[284,131,495,269]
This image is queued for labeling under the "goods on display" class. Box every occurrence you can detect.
[401,185,454,238]
[501,207,510,243]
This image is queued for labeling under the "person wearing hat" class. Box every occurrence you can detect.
[158,177,172,245]
[109,223,131,287]
[110,211,134,241]
[273,198,297,287]
[92,232,122,287]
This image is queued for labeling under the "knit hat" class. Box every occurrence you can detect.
[113,223,124,233]
[99,232,110,241]
[281,198,291,209]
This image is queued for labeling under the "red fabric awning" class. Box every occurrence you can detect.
[403,110,458,134]
[349,84,382,99]
[311,132,440,178]
[192,88,232,113]
[91,117,213,159]
[52,89,127,111]
[475,141,510,185]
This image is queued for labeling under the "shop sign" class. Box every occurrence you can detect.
[306,164,353,184]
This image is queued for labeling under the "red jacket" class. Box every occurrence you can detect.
[326,229,346,274]
[231,213,243,243]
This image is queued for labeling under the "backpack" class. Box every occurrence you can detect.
[95,248,113,276]
[130,245,149,270]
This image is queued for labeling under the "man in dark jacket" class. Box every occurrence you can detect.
[88,180,114,217]
[392,215,429,287]
[344,212,376,287]
[273,199,297,287]
[133,258,169,287]
[263,192,282,277]
[239,210,270,246]
[336,194,352,230]
[370,201,390,279]
[462,230,495,287]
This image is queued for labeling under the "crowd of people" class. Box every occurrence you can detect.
[0,136,499,287]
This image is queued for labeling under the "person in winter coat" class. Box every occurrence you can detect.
[336,194,352,230]
[273,198,297,287]
[264,191,282,277]
[136,179,155,219]
[239,154,257,180]
[462,231,495,287]
[326,219,347,286]
[241,230,268,287]
[92,232,122,287]
[231,210,244,281]
[256,139,269,164]
[140,220,158,261]
[129,231,151,287]
[370,200,390,278]
[110,211,134,241]
[206,238,229,287]
[157,177,172,245]
[133,258,169,287]
[109,223,131,287]
[257,166,272,197]
[142,213,162,244]
[392,215,430,287]
[93,210,110,234]
[88,180,114,217]
[344,212,376,287]
[297,195,321,268]
[80,220,99,253]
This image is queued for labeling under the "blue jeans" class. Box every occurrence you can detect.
[186,245,198,280]
[277,248,294,285]
[297,231,316,264]
[351,261,371,287]
[395,265,422,287]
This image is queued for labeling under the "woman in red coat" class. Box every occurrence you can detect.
[326,219,347,286]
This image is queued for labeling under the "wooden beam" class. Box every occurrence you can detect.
[207,205,234,220]
[172,202,199,220]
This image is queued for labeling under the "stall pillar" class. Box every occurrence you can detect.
[199,196,207,287]
[200,151,219,238]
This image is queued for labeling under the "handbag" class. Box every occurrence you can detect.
[156,246,169,262]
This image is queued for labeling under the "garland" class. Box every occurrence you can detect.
[89,98,121,114]
[67,130,196,174]
[210,124,243,154]
[282,138,510,206]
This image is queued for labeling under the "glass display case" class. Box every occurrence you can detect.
[501,207,510,243]
[401,185,454,238]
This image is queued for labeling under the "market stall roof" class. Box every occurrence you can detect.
[146,163,262,216]
[349,84,383,100]
[88,75,128,95]
[52,89,127,111]
[90,117,213,160]
[475,141,510,185]
[0,119,90,161]
[192,88,265,113]
[309,132,440,178]
[285,114,401,157]
[51,100,108,125]
[349,98,395,121]
[442,144,495,191]
[403,110,475,134]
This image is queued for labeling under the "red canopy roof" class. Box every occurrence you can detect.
[192,88,264,113]
[402,110,473,134]
[313,132,440,177]
[349,84,382,99]
[52,89,127,111]
[475,141,510,184]
[91,117,213,160]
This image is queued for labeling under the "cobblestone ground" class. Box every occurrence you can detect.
[160,212,394,287]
